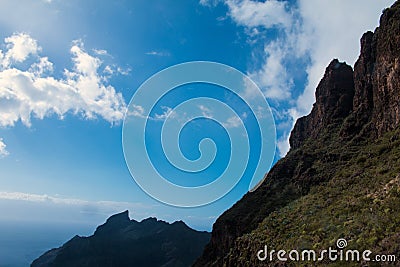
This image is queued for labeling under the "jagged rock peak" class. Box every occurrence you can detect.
[344,1,400,138]
[141,217,158,223]
[352,31,374,114]
[194,2,400,266]
[32,211,211,267]
[290,59,354,149]
[370,1,400,135]
[94,210,132,235]
[315,59,354,120]
[106,210,130,223]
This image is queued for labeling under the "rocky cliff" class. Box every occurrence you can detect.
[32,211,210,267]
[290,59,354,149]
[195,1,400,266]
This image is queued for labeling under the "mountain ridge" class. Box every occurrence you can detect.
[195,1,400,266]
[31,210,211,267]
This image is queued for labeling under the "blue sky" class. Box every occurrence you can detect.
[0,0,395,231]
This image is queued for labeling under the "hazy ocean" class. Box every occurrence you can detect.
[0,221,95,267]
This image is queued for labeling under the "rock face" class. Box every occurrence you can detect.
[290,59,354,149]
[293,0,400,146]
[31,211,210,267]
[344,2,400,137]
[370,5,400,135]
[195,1,400,266]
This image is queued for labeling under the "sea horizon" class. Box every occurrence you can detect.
[0,220,96,267]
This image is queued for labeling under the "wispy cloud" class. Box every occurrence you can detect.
[198,105,214,118]
[145,51,170,57]
[127,104,146,118]
[210,0,394,156]
[0,138,9,158]
[0,191,154,217]
[126,105,179,121]
[92,48,109,56]
[222,116,241,128]
[0,190,216,230]
[154,106,177,120]
[127,103,248,131]
[222,113,247,128]
[199,0,220,7]
[248,41,294,101]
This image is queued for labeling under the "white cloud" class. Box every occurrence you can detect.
[0,138,9,158]
[226,0,292,29]
[70,40,102,76]
[29,56,53,75]
[102,64,131,77]
[1,33,40,68]
[0,33,126,128]
[221,0,300,105]
[223,115,241,128]
[249,41,293,100]
[154,106,177,120]
[222,112,247,128]
[219,0,394,156]
[276,134,290,157]
[127,104,146,118]
[295,0,394,115]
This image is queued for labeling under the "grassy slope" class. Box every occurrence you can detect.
[225,125,400,266]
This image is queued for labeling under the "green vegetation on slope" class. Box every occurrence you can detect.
[226,126,400,266]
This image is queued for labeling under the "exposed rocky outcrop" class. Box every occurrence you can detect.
[371,4,400,135]
[343,2,400,138]
[347,31,375,135]
[32,211,210,267]
[195,1,400,266]
[195,56,359,267]
[290,59,354,149]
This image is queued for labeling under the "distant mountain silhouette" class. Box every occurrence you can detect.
[31,211,210,267]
